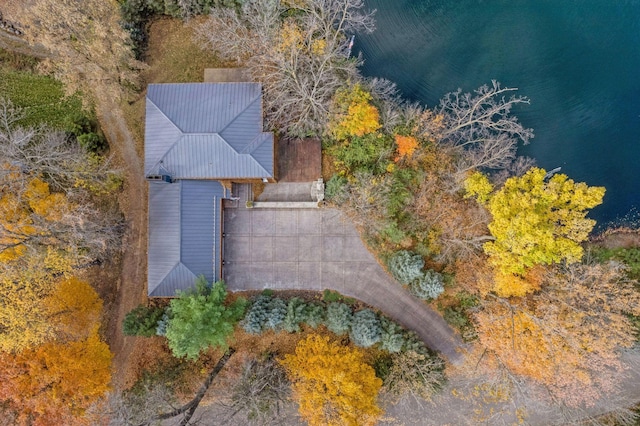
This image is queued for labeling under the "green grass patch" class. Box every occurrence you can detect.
[0,68,85,129]
[322,289,356,305]
[0,68,107,153]
[590,246,640,280]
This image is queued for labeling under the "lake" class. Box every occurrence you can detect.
[355,0,640,227]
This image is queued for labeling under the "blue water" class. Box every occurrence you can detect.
[356,0,640,226]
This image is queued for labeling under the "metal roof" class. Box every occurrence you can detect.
[147,180,225,297]
[144,83,274,179]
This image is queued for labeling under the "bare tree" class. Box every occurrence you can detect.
[197,0,376,136]
[0,98,123,262]
[0,98,120,193]
[437,80,534,178]
[218,357,293,425]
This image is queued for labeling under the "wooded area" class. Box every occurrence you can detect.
[0,0,639,424]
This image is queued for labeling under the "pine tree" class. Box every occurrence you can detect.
[325,302,352,335]
[349,309,382,348]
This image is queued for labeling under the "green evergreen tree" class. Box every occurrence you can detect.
[122,304,165,337]
[165,277,246,359]
[410,270,445,300]
[387,250,424,285]
[283,297,308,333]
[349,309,382,348]
[325,302,352,335]
[379,317,405,353]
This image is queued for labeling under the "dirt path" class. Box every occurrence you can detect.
[95,100,148,390]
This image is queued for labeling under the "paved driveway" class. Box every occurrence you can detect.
[223,207,464,363]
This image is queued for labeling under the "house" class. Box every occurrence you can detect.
[145,83,274,297]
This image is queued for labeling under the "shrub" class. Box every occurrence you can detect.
[243,295,271,334]
[243,295,288,334]
[156,310,170,336]
[402,330,427,354]
[349,309,382,348]
[265,297,287,331]
[122,304,165,337]
[325,174,349,203]
[283,297,308,333]
[387,250,424,285]
[379,317,405,353]
[322,289,356,305]
[410,270,445,300]
[301,303,325,329]
[383,350,447,403]
[325,302,352,335]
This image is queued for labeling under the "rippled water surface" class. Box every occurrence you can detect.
[356,0,640,225]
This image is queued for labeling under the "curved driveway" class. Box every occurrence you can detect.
[222,206,464,363]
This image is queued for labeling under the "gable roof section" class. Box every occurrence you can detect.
[148,180,225,297]
[144,83,274,179]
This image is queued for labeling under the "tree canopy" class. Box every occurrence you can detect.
[165,277,246,360]
[466,168,605,296]
[280,334,382,426]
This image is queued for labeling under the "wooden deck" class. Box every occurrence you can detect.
[277,137,321,182]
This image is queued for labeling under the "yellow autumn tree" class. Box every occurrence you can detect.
[0,263,55,352]
[329,83,381,140]
[280,334,383,426]
[45,276,103,341]
[465,168,605,297]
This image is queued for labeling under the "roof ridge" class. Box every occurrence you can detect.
[218,94,262,144]
[146,98,185,176]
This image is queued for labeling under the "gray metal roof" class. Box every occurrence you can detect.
[144,83,274,179]
[147,180,225,297]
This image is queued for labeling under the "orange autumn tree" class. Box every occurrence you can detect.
[0,272,112,424]
[474,262,640,407]
[0,327,112,426]
[393,134,419,162]
[280,334,383,426]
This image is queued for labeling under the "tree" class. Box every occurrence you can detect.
[466,168,605,295]
[165,277,246,360]
[329,83,381,140]
[387,250,424,285]
[393,134,419,162]
[226,357,291,424]
[379,317,405,353]
[382,350,446,403]
[0,327,112,425]
[0,263,55,353]
[18,0,141,100]
[122,304,166,337]
[45,276,103,341]
[349,309,382,348]
[437,80,534,176]
[325,302,352,335]
[197,0,375,135]
[410,270,445,300]
[280,334,383,426]
[474,262,640,407]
